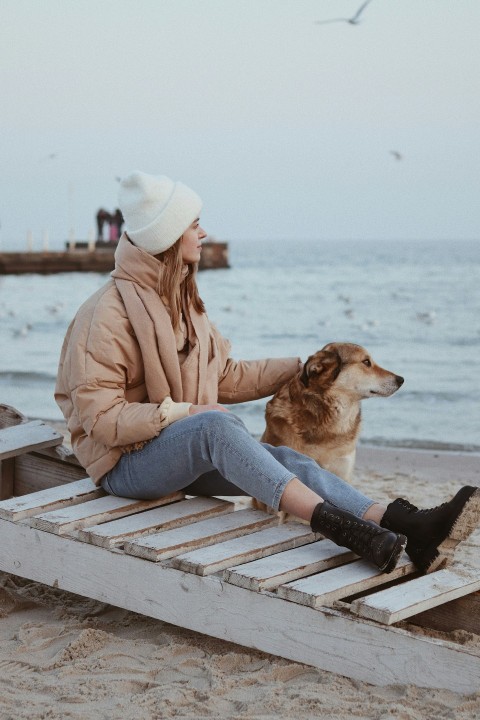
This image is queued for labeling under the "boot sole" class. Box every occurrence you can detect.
[413,487,480,573]
[382,534,407,573]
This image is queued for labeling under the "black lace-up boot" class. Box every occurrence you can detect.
[380,486,480,573]
[310,502,407,573]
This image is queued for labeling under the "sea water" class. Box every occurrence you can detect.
[0,239,478,451]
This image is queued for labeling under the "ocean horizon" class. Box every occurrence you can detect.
[0,237,479,451]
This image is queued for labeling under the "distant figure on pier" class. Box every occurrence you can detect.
[96,208,113,241]
[109,222,118,242]
[111,208,124,241]
[96,208,124,243]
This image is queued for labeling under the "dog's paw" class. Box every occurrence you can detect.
[251,498,308,525]
[251,498,285,521]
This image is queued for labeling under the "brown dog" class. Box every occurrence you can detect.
[261,342,404,483]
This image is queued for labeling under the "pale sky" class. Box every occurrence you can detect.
[1,0,479,248]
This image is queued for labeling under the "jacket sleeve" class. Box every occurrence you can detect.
[210,324,301,403]
[217,357,301,403]
[57,301,176,449]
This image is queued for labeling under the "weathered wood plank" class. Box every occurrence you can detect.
[30,492,184,534]
[0,517,479,693]
[77,497,233,548]
[278,556,415,608]
[224,540,356,591]
[0,420,63,460]
[14,452,88,496]
[35,444,83,466]
[124,509,278,561]
[350,569,480,625]
[408,590,480,635]
[0,477,101,520]
[0,457,15,500]
[174,523,318,576]
[0,403,27,429]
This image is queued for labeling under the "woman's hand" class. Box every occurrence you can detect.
[189,404,229,415]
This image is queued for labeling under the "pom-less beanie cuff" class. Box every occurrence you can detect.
[118,171,203,255]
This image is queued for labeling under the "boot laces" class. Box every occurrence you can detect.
[397,497,448,516]
[397,498,418,513]
[415,500,448,516]
[342,519,381,553]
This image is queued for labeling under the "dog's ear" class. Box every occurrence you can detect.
[301,350,342,387]
[299,362,310,387]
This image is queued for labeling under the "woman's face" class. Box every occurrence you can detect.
[180,218,207,264]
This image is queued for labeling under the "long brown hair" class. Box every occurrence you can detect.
[157,238,205,329]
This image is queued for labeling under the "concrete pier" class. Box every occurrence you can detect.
[0,241,229,275]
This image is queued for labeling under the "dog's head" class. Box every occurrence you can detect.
[300,342,404,400]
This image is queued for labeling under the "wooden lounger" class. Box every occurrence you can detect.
[0,412,479,693]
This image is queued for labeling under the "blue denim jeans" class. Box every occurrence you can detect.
[101,411,374,517]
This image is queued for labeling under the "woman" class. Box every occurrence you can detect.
[56,171,480,575]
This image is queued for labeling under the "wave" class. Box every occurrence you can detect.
[396,390,478,403]
[361,437,480,453]
[452,336,480,347]
[0,370,56,383]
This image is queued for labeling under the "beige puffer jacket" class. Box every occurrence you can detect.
[55,240,300,483]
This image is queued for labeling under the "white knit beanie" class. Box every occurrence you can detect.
[118,171,203,255]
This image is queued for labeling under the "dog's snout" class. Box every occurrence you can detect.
[395,375,404,387]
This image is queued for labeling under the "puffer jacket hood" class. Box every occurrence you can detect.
[112,233,163,288]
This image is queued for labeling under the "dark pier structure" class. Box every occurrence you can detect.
[0,240,229,275]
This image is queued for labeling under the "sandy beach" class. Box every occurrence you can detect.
[0,423,479,719]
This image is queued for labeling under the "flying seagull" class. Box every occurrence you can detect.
[315,0,373,26]
[390,150,403,161]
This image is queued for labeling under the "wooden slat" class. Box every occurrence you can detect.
[14,452,88,496]
[0,458,15,500]
[224,540,356,591]
[0,477,101,520]
[0,420,63,460]
[77,497,233,548]
[29,492,184,534]
[124,509,278,561]
[409,590,480,635]
[173,523,318,576]
[0,404,27,429]
[2,516,480,693]
[277,555,415,608]
[350,569,480,625]
[35,444,83,466]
